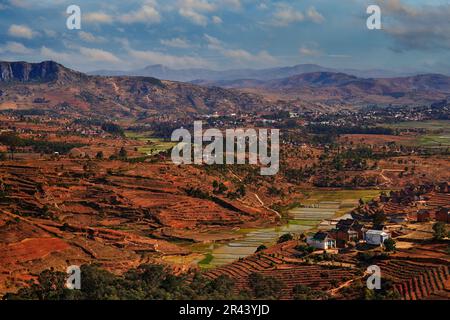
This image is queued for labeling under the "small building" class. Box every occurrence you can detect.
[365,230,390,246]
[307,232,336,250]
[436,207,450,223]
[389,213,409,224]
[417,209,434,222]
[335,219,365,240]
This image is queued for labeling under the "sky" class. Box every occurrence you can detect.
[0,0,449,74]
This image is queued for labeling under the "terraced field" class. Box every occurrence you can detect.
[376,260,450,300]
[197,189,383,268]
[203,241,358,299]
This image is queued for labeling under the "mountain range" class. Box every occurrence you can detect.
[0,60,271,118]
[1,61,449,118]
[89,64,419,82]
[193,72,450,105]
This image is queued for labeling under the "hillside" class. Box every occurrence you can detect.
[89,63,410,82]
[197,72,450,106]
[0,61,271,118]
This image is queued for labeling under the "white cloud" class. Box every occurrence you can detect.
[40,46,71,62]
[44,29,57,38]
[119,2,161,24]
[299,46,321,57]
[307,6,324,24]
[84,12,114,24]
[9,0,31,8]
[204,34,222,50]
[79,31,105,43]
[221,0,241,10]
[272,5,304,27]
[79,47,121,63]
[179,0,216,12]
[0,41,33,54]
[160,38,191,48]
[204,34,276,64]
[179,8,208,26]
[128,48,210,68]
[8,24,34,39]
[178,0,216,26]
[212,16,223,24]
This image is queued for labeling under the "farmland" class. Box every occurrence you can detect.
[194,189,385,268]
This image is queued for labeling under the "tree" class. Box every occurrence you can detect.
[433,222,447,240]
[96,151,104,159]
[277,233,293,244]
[383,238,396,252]
[0,134,22,160]
[255,245,267,253]
[248,273,283,299]
[101,122,124,137]
[118,147,128,159]
[372,212,387,226]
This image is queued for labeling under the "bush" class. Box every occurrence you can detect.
[433,222,447,240]
[292,284,329,300]
[248,273,283,299]
[4,264,243,301]
[277,233,293,244]
[383,238,396,252]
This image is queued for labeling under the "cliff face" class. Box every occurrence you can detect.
[0,61,85,83]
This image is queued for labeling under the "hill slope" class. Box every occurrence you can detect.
[0,61,270,118]
[196,72,450,106]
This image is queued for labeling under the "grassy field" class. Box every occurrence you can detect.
[299,189,384,205]
[381,120,450,148]
[198,253,214,266]
[381,120,450,130]
[125,131,176,155]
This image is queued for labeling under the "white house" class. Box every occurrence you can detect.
[307,232,336,250]
[365,230,390,246]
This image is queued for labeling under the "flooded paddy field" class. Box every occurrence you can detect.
[193,189,384,268]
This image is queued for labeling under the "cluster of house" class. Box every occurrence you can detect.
[306,219,391,250]
[417,207,450,223]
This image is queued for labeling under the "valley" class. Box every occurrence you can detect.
[0,60,448,300]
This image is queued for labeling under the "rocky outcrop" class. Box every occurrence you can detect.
[0,60,85,83]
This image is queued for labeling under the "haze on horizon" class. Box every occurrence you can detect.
[0,0,449,75]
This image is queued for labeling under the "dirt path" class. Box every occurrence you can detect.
[253,193,281,218]
[379,169,404,185]
[329,275,366,296]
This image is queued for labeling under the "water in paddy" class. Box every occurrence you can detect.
[198,201,342,267]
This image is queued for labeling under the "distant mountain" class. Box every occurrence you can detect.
[0,60,272,118]
[0,61,86,83]
[199,72,450,106]
[89,64,410,82]
[2,61,449,118]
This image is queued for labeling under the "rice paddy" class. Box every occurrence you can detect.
[195,189,385,268]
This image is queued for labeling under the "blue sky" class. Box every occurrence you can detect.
[0,0,449,74]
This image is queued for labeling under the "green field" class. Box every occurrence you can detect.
[381,120,450,148]
[381,120,450,130]
[125,131,176,156]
